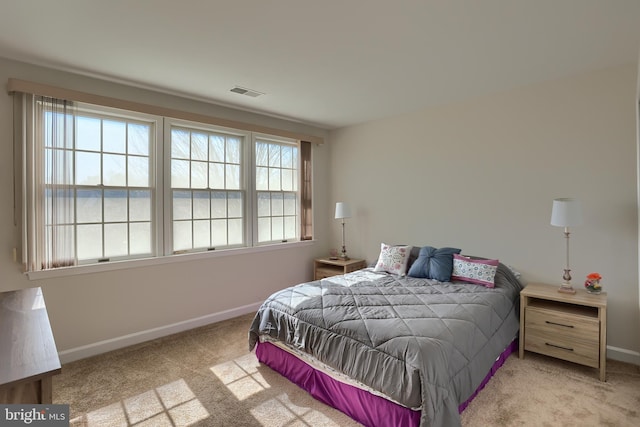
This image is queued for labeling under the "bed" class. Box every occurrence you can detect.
[248,245,523,427]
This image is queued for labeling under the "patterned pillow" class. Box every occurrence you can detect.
[374,243,412,276]
[451,254,499,288]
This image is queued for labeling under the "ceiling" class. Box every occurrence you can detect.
[1,1,639,130]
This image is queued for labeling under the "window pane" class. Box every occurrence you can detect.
[103,120,126,153]
[47,224,74,259]
[209,163,224,189]
[173,191,192,220]
[282,169,293,191]
[45,188,75,225]
[269,145,280,167]
[211,192,226,219]
[193,191,210,219]
[76,152,101,185]
[191,133,208,161]
[228,218,243,245]
[173,221,192,251]
[272,217,284,240]
[191,161,208,188]
[130,190,151,221]
[281,146,293,168]
[128,155,149,187]
[193,220,211,248]
[76,116,101,151]
[171,129,190,159]
[172,160,190,188]
[76,189,102,223]
[103,154,126,187]
[228,192,243,218]
[226,137,240,163]
[269,168,281,191]
[256,142,268,166]
[271,193,283,216]
[45,148,74,185]
[256,167,268,191]
[44,111,72,149]
[128,123,150,156]
[77,224,102,260]
[284,193,296,215]
[226,164,240,190]
[130,222,151,255]
[258,218,270,242]
[257,192,270,217]
[211,219,227,246]
[104,190,127,222]
[210,135,225,162]
[105,223,128,257]
[284,216,296,239]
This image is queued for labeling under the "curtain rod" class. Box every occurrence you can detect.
[7,78,324,145]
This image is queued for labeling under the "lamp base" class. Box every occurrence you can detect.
[558,284,576,294]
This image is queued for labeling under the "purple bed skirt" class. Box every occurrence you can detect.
[255,339,518,427]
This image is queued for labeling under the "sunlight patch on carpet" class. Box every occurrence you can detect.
[210,353,270,401]
[250,393,342,427]
[71,379,209,426]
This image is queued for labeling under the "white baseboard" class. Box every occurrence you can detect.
[607,345,640,365]
[58,301,262,364]
[58,307,640,367]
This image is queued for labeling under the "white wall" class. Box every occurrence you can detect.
[329,63,640,361]
[0,57,332,360]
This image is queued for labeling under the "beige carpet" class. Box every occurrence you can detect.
[54,313,640,426]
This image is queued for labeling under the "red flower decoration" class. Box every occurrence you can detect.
[586,272,602,281]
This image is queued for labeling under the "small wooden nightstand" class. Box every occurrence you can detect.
[519,282,607,381]
[314,258,367,280]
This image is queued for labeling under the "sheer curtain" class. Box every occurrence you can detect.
[22,94,76,271]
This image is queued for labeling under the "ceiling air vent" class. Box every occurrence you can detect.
[230,86,264,97]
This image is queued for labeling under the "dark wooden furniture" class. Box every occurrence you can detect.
[0,287,61,403]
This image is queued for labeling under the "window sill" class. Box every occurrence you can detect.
[26,240,316,281]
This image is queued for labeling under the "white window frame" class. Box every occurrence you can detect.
[163,118,252,255]
[252,133,301,245]
[73,103,165,262]
[23,101,311,279]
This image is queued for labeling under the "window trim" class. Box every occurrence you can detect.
[25,239,316,280]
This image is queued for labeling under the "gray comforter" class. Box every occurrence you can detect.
[249,263,522,427]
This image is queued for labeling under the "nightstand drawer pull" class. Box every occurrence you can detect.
[545,342,574,352]
[545,320,574,328]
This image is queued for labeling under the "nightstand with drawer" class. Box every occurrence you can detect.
[519,282,607,381]
[314,258,366,280]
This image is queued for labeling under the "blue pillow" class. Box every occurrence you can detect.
[407,246,462,281]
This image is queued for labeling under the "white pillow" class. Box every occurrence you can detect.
[374,243,412,276]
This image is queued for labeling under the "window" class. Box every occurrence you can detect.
[167,122,248,253]
[73,111,156,262]
[19,95,312,273]
[255,137,299,243]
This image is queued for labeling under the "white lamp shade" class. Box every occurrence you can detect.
[335,202,351,219]
[551,198,583,227]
